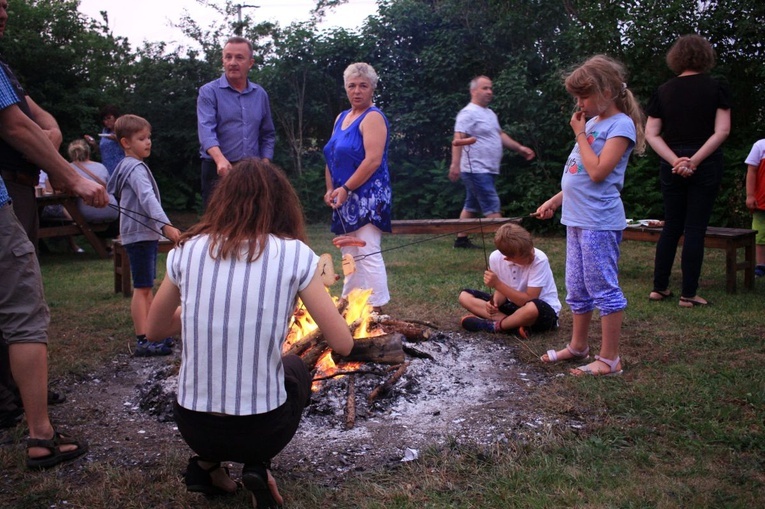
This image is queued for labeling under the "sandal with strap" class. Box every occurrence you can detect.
[541,343,589,364]
[184,456,239,496]
[571,355,623,377]
[26,429,88,469]
[242,463,281,509]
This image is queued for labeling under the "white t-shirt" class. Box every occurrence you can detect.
[489,247,561,315]
[454,102,503,174]
[744,139,765,167]
[167,233,318,416]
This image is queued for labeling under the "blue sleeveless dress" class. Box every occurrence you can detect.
[323,107,392,235]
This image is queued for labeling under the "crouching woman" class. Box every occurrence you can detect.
[147,159,353,508]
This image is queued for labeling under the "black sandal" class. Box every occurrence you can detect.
[184,456,239,496]
[242,463,281,508]
[26,429,88,469]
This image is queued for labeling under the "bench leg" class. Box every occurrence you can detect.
[743,241,755,290]
[725,246,736,294]
[113,243,132,297]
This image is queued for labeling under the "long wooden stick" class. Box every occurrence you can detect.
[345,375,356,430]
[368,362,409,403]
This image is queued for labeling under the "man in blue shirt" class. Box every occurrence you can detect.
[0,0,107,468]
[197,36,276,209]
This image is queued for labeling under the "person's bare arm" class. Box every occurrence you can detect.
[146,274,182,341]
[746,164,758,211]
[299,269,353,356]
[0,104,107,206]
[500,132,535,160]
[206,146,232,177]
[688,108,730,169]
[449,132,466,182]
[484,270,541,307]
[25,95,63,149]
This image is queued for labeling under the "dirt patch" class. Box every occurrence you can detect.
[24,327,581,486]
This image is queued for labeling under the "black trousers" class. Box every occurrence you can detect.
[173,354,312,466]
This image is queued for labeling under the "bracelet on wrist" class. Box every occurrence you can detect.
[576,131,586,139]
[341,184,352,194]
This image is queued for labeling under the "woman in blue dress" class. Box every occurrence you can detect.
[323,62,392,310]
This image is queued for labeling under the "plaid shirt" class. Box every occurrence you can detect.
[0,63,21,207]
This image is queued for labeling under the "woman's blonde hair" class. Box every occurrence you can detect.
[179,159,306,262]
[494,223,534,264]
[67,139,91,162]
[565,55,645,155]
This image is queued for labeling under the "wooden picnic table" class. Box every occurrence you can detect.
[36,193,111,258]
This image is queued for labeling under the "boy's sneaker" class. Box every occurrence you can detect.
[755,265,765,278]
[461,315,499,333]
[134,338,173,357]
[162,337,176,348]
[454,237,481,249]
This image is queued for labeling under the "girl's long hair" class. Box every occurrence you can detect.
[565,55,645,155]
[179,159,307,261]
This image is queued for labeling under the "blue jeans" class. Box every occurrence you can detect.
[653,147,723,297]
[462,172,500,216]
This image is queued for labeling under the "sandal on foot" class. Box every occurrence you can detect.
[26,430,88,469]
[242,464,281,509]
[571,355,623,377]
[184,456,238,496]
[541,343,589,364]
[649,290,673,301]
[679,296,710,308]
[134,338,173,357]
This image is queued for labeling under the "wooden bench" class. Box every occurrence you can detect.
[113,239,174,297]
[391,218,514,235]
[623,225,757,294]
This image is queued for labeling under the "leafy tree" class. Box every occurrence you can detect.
[2,0,133,144]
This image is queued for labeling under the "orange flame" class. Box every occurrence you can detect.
[284,287,382,390]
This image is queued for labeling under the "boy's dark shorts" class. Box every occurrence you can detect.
[125,240,158,289]
[461,288,559,333]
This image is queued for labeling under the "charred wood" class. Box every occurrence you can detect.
[332,333,405,365]
[368,362,409,403]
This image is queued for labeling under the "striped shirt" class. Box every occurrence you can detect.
[167,234,318,415]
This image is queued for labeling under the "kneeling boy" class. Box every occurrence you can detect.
[458,223,560,337]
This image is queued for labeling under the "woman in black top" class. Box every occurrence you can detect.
[645,34,731,307]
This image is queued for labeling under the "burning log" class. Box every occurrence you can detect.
[377,318,432,342]
[332,333,405,365]
[345,375,356,430]
[285,328,324,357]
[368,362,409,403]
[301,339,329,371]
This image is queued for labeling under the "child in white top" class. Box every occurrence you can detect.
[458,222,561,337]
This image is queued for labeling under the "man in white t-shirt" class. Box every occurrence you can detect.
[448,76,535,248]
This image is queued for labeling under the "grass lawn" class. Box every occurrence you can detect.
[2,222,763,508]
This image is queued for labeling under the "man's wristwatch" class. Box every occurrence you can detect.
[341,184,352,194]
